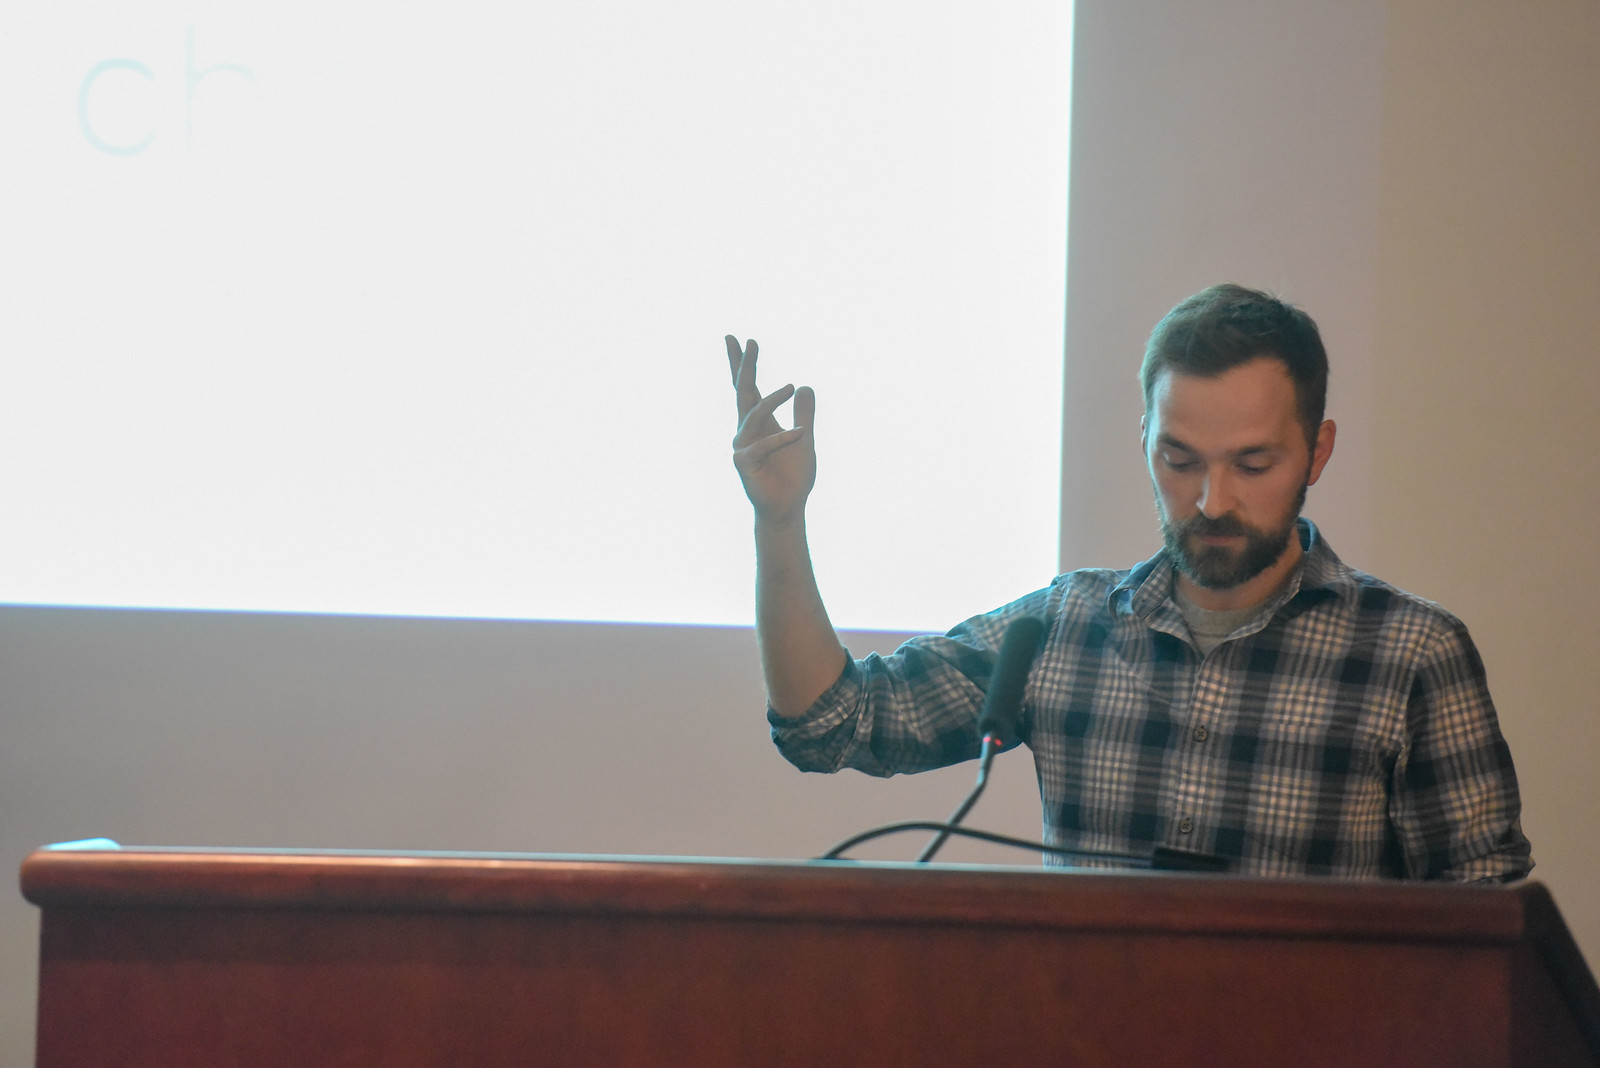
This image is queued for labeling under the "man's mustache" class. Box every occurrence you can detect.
[1178,513,1253,538]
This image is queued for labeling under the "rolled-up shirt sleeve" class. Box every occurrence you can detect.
[1390,615,1533,882]
[768,589,1055,777]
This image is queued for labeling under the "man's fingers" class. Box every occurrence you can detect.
[727,335,767,417]
[736,426,807,465]
[793,385,815,430]
[734,382,796,444]
[727,335,758,388]
[725,336,812,454]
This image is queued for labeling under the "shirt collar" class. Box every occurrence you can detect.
[1112,518,1352,623]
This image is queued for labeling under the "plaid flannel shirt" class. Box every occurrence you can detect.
[770,520,1532,881]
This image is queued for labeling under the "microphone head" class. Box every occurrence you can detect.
[977,615,1046,747]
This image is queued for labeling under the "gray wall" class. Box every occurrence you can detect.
[1368,0,1600,948]
[6,3,1598,1063]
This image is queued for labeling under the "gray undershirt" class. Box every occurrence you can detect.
[1172,583,1274,656]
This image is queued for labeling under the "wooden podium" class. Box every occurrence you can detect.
[21,843,1600,1067]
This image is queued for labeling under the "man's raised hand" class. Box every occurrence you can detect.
[727,335,817,523]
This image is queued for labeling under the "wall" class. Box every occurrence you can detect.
[1369,0,1600,956]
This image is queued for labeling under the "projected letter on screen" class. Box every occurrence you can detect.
[78,27,256,156]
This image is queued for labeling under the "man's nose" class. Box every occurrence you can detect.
[1197,466,1236,518]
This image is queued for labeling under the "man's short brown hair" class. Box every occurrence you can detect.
[1140,284,1329,447]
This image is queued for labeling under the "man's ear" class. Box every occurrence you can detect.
[1307,419,1337,485]
[1139,413,1148,453]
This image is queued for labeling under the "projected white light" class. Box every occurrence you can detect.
[0,2,1072,632]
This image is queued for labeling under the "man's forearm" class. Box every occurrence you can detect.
[754,514,849,719]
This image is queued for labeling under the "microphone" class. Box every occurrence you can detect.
[976,614,1046,749]
[916,615,1046,863]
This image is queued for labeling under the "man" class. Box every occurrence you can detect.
[727,284,1531,881]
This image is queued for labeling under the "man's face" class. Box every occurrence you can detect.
[1142,357,1334,601]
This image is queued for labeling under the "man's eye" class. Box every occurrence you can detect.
[1238,463,1272,475]
[1163,456,1197,471]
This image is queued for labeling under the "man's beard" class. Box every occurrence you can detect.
[1160,483,1307,591]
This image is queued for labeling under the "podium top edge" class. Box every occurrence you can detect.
[19,843,1553,949]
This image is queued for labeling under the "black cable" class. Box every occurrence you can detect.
[821,820,1231,872]
[913,735,999,862]
[820,820,1155,865]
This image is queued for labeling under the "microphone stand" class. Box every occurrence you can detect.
[915,733,1002,863]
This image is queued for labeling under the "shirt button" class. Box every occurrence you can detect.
[1193,725,1208,742]
[1178,817,1194,834]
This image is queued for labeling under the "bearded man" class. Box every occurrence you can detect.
[727,283,1531,881]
